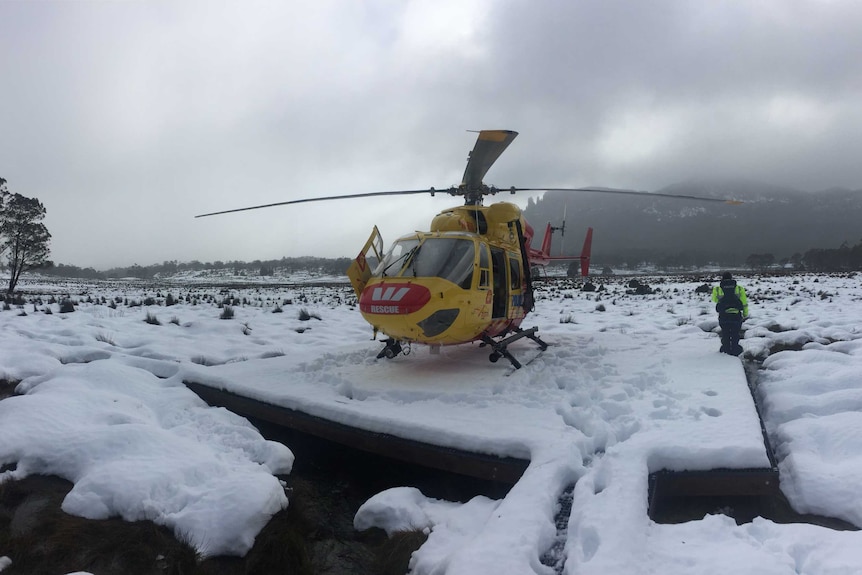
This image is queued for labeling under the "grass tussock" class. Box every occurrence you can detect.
[237,507,313,575]
[372,530,428,575]
[260,350,286,359]
[0,475,199,575]
[190,355,218,367]
[95,333,116,346]
[0,379,18,401]
[298,308,321,321]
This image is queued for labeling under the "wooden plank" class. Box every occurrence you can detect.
[184,381,529,484]
[650,468,779,499]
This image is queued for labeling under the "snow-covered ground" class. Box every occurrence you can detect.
[1,273,861,574]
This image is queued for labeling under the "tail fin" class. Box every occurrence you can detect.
[528,226,593,276]
[539,223,554,257]
[579,227,593,277]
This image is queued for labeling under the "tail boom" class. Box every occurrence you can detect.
[528,226,593,277]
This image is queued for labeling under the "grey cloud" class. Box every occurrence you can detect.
[2,0,861,269]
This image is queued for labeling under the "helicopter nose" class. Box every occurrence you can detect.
[359,282,431,315]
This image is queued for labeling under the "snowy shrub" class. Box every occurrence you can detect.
[144,312,161,325]
[298,308,321,321]
[59,299,75,313]
[220,306,235,320]
[96,333,116,345]
[260,350,286,359]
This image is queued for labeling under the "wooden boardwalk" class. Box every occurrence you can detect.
[185,381,529,483]
[184,380,778,501]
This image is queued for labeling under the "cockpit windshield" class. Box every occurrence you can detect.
[373,237,476,289]
[373,236,420,277]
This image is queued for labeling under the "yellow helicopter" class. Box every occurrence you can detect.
[197,130,738,368]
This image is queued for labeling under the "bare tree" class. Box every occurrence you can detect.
[0,178,52,294]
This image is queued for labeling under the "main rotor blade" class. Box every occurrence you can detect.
[461,130,519,190]
[195,188,437,218]
[510,187,743,205]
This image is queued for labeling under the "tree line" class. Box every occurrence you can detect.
[740,242,862,272]
[39,256,354,281]
[4,174,862,292]
[798,240,862,272]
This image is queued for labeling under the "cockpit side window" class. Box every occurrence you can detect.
[508,254,521,291]
[478,242,490,288]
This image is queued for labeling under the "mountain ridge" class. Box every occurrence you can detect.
[523,179,862,265]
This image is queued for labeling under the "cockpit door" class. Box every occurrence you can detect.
[347,226,383,298]
[491,247,507,318]
[507,252,524,318]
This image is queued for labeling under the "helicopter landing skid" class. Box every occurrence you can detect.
[376,338,403,360]
[481,327,548,369]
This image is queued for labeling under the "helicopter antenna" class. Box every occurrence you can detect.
[549,204,567,256]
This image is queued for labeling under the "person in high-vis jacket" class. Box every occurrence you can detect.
[711,272,749,356]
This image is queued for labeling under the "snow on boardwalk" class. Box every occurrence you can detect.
[184,329,769,472]
[185,324,773,574]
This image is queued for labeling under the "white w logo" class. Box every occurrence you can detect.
[372,286,410,301]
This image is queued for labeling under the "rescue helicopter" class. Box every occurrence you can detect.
[197,130,739,368]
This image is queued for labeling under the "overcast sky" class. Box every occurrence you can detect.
[3,0,861,270]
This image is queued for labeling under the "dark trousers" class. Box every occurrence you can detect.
[718,314,744,356]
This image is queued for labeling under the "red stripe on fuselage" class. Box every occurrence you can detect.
[359,282,431,315]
